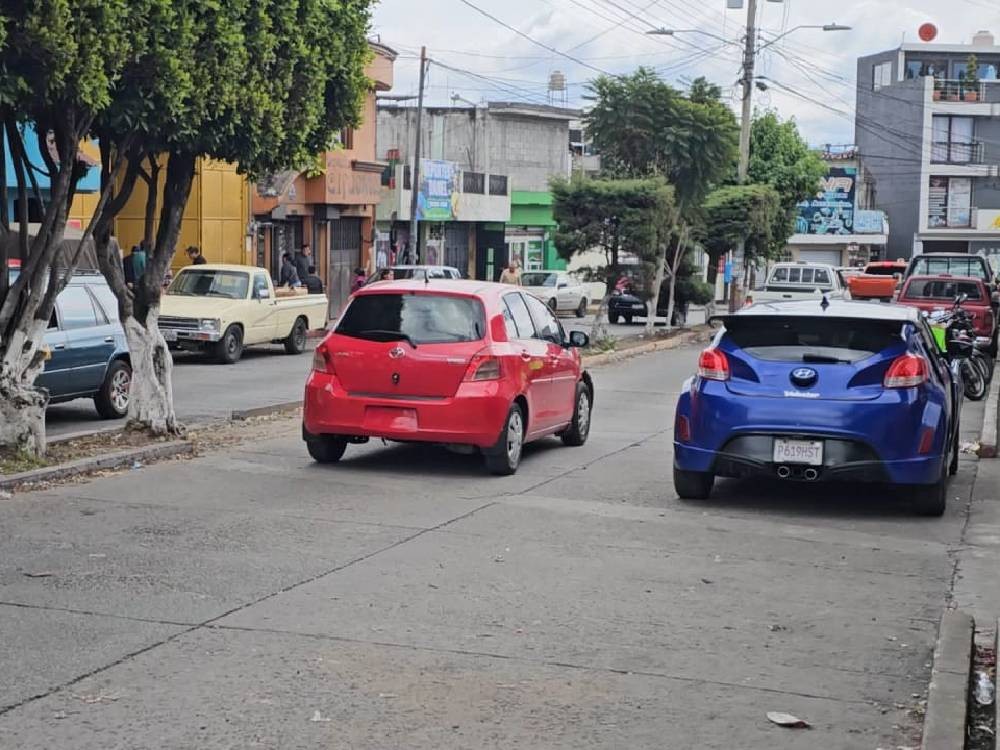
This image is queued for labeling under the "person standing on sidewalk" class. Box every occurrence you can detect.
[499,260,521,286]
[293,244,312,284]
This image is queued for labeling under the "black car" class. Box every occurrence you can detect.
[608,290,685,325]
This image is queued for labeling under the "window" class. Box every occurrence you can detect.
[724,316,904,364]
[489,174,508,196]
[903,278,984,301]
[788,268,802,283]
[168,270,250,300]
[800,268,814,284]
[463,172,485,194]
[336,293,486,344]
[911,255,990,280]
[523,293,561,344]
[253,273,269,298]
[872,61,893,91]
[932,117,975,163]
[89,285,119,323]
[771,267,789,283]
[57,286,99,330]
[927,177,972,229]
[521,272,558,288]
[503,292,535,339]
[814,268,832,286]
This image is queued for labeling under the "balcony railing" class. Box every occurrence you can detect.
[933,79,987,102]
[930,140,986,164]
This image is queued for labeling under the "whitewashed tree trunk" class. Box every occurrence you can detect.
[645,249,667,335]
[122,306,180,435]
[0,317,50,455]
[590,293,611,344]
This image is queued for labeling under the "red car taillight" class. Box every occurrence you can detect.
[884,353,929,388]
[698,348,730,381]
[312,346,333,374]
[464,348,502,382]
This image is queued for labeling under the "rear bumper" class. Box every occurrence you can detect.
[302,371,511,448]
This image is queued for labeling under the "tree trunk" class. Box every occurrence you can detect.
[0,317,50,456]
[122,307,180,436]
[645,244,668,335]
[664,228,689,332]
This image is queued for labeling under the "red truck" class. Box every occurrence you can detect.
[896,275,997,346]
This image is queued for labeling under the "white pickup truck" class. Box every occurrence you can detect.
[159,264,328,364]
[752,262,847,304]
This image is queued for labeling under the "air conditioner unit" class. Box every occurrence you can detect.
[726,0,743,7]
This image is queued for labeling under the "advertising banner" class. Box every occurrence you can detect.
[795,167,856,235]
[853,210,886,234]
[417,159,458,222]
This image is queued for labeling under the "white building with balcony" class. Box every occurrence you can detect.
[857,31,1000,270]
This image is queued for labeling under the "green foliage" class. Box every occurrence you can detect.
[551,175,676,275]
[698,184,783,261]
[747,111,827,206]
[688,76,722,104]
[965,54,979,87]
[584,68,738,209]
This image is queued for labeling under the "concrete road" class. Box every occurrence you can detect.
[46,309,706,438]
[2,346,983,749]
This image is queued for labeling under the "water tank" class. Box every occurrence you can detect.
[973,30,995,46]
[548,70,567,93]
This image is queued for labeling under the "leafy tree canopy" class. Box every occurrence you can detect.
[747,110,827,207]
[697,183,783,262]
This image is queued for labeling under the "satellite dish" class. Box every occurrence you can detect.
[919,23,938,42]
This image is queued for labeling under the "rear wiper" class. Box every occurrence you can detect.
[357,329,418,349]
[801,353,850,364]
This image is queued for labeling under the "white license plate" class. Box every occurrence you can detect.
[161,329,177,342]
[773,439,823,466]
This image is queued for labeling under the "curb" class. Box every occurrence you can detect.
[231,401,302,421]
[922,609,974,750]
[582,327,709,368]
[978,373,999,459]
[0,441,194,492]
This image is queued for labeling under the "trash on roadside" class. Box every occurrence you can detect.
[310,710,331,723]
[975,672,995,705]
[766,711,811,729]
[22,571,54,578]
[131,461,143,470]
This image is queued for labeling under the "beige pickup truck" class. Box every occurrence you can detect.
[159,264,328,364]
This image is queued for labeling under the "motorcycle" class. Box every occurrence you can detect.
[929,295,993,401]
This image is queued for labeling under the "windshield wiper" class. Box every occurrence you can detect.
[801,353,851,364]
[356,329,418,348]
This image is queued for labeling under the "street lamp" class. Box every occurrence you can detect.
[756,23,851,52]
[645,28,740,48]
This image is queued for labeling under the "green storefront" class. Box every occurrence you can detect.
[506,191,567,272]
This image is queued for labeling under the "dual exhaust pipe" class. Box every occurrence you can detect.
[777,466,819,481]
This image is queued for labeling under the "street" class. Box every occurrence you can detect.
[1,345,984,749]
[45,309,706,438]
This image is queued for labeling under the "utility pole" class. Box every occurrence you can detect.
[407,46,428,262]
[730,0,757,311]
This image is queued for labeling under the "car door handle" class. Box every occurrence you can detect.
[53,344,66,350]
[104,336,114,343]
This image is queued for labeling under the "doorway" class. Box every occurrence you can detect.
[329,218,361,318]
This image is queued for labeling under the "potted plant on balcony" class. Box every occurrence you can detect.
[964,54,980,102]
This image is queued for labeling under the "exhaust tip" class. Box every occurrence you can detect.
[776,466,791,479]
[804,468,819,481]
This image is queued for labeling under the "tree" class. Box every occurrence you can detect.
[551,177,676,341]
[0,1,138,456]
[688,76,723,104]
[89,0,373,436]
[747,111,827,257]
[697,184,783,274]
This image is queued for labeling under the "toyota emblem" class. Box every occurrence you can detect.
[388,346,405,359]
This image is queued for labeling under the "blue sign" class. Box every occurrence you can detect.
[853,209,885,234]
[724,261,733,283]
[796,167,856,235]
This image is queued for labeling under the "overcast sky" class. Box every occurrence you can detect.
[371,0,1000,147]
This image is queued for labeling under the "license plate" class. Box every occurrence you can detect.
[773,438,823,466]
[161,329,177,342]
[632,304,645,310]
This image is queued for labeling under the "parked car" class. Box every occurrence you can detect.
[366,265,462,283]
[40,273,132,419]
[753,262,846,304]
[159,264,327,364]
[302,280,594,475]
[896,275,997,350]
[845,260,907,301]
[520,271,588,317]
[672,299,962,516]
[905,253,998,292]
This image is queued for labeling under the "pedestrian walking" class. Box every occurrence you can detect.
[294,244,312,282]
[303,265,325,294]
[185,246,207,265]
[499,260,522,286]
[279,252,301,288]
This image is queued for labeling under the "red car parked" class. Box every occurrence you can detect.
[303,280,594,475]
[896,275,997,346]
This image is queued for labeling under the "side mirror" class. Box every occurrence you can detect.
[558,282,568,290]
[568,330,589,348]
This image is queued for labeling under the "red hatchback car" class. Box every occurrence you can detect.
[303,280,594,475]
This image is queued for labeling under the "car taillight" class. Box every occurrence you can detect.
[464,349,502,381]
[884,353,928,388]
[312,346,333,374]
[698,348,730,381]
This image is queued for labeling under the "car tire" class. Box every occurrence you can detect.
[306,435,348,464]
[673,466,715,500]
[609,312,621,325]
[949,421,960,476]
[547,298,558,313]
[284,317,308,355]
[560,382,593,447]
[911,479,947,517]
[94,359,132,420]
[214,325,244,365]
[484,403,525,476]
[576,298,587,318]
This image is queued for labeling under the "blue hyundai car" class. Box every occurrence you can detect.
[673,299,962,516]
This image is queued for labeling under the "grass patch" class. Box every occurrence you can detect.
[0,450,49,476]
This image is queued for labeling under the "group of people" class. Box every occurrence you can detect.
[278,244,324,294]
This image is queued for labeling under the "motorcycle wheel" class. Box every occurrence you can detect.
[963,359,988,401]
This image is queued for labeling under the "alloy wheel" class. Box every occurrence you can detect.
[507,411,524,465]
[111,368,131,412]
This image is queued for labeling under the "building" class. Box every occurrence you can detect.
[857,30,1000,268]
[375,101,579,279]
[782,145,888,266]
[253,41,396,316]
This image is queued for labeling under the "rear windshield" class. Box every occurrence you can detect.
[911,256,989,280]
[337,293,485,344]
[903,278,983,301]
[724,316,903,363]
